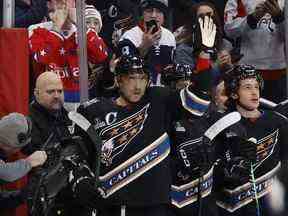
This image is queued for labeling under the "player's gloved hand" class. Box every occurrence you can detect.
[226,136,257,163]
[177,136,214,176]
[223,156,251,187]
[63,157,104,208]
[72,177,104,208]
[198,15,216,50]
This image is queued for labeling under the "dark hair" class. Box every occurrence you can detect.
[223,64,264,110]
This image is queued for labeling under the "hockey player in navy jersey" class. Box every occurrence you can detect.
[70,54,183,216]
[215,65,288,216]
[68,11,221,216]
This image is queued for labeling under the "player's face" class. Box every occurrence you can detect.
[86,17,101,33]
[143,8,164,27]
[118,72,149,104]
[236,78,260,111]
[36,78,64,111]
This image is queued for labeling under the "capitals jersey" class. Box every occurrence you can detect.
[29,23,108,103]
[76,87,181,207]
[170,116,218,216]
[216,110,288,215]
[118,24,176,86]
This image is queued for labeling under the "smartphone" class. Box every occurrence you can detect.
[146,20,158,34]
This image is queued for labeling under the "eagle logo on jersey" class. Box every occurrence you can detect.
[253,129,279,170]
[100,104,150,166]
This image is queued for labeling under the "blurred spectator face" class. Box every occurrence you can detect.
[86,17,101,33]
[34,72,64,111]
[21,0,31,5]
[117,73,149,104]
[143,8,164,27]
[214,81,228,111]
[196,5,214,17]
[47,0,66,13]
[235,78,260,111]
[218,49,232,69]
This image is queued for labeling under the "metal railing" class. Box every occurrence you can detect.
[2,0,14,27]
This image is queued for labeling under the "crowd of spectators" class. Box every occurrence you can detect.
[0,0,288,216]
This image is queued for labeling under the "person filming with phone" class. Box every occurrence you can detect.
[118,0,176,86]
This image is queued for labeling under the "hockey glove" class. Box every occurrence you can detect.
[225,135,257,163]
[223,156,251,187]
[198,15,216,52]
[63,157,104,208]
[177,136,214,176]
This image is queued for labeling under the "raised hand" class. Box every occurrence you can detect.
[139,24,161,56]
[264,0,282,19]
[253,2,267,21]
[198,16,216,48]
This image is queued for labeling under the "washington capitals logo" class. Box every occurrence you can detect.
[100,104,150,166]
[253,129,279,170]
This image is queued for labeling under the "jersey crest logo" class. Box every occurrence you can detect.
[253,129,279,170]
[100,104,150,166]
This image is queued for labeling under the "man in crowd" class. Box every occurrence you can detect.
[118,0,176,86]
[224,0,286,103]
[29,0,108,110]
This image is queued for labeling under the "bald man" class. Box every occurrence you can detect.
[23,71,72,154]
[23,71,92,215]
[34,71,64,111]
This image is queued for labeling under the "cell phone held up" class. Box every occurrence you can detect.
[146,20,158,34]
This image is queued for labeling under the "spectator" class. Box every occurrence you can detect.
[118,0,176,86]
[86,0,140,48]
[0,113,47,210]
[224,0,286,103]
[15,0,48,28]
[174,2,227,70]
[29,0,108,111]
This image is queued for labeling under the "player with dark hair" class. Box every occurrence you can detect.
[215,64,288,216]
[71,54,182,216]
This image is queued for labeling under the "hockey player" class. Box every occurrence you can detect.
[117,0,176,86]
[215,64,288,216]
[70,54,182,216]
[67,11,219,216]
[162,63,223,216]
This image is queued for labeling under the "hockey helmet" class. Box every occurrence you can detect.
[161,64,193,86]
[224,64,264,97]
[114,54,149,76]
